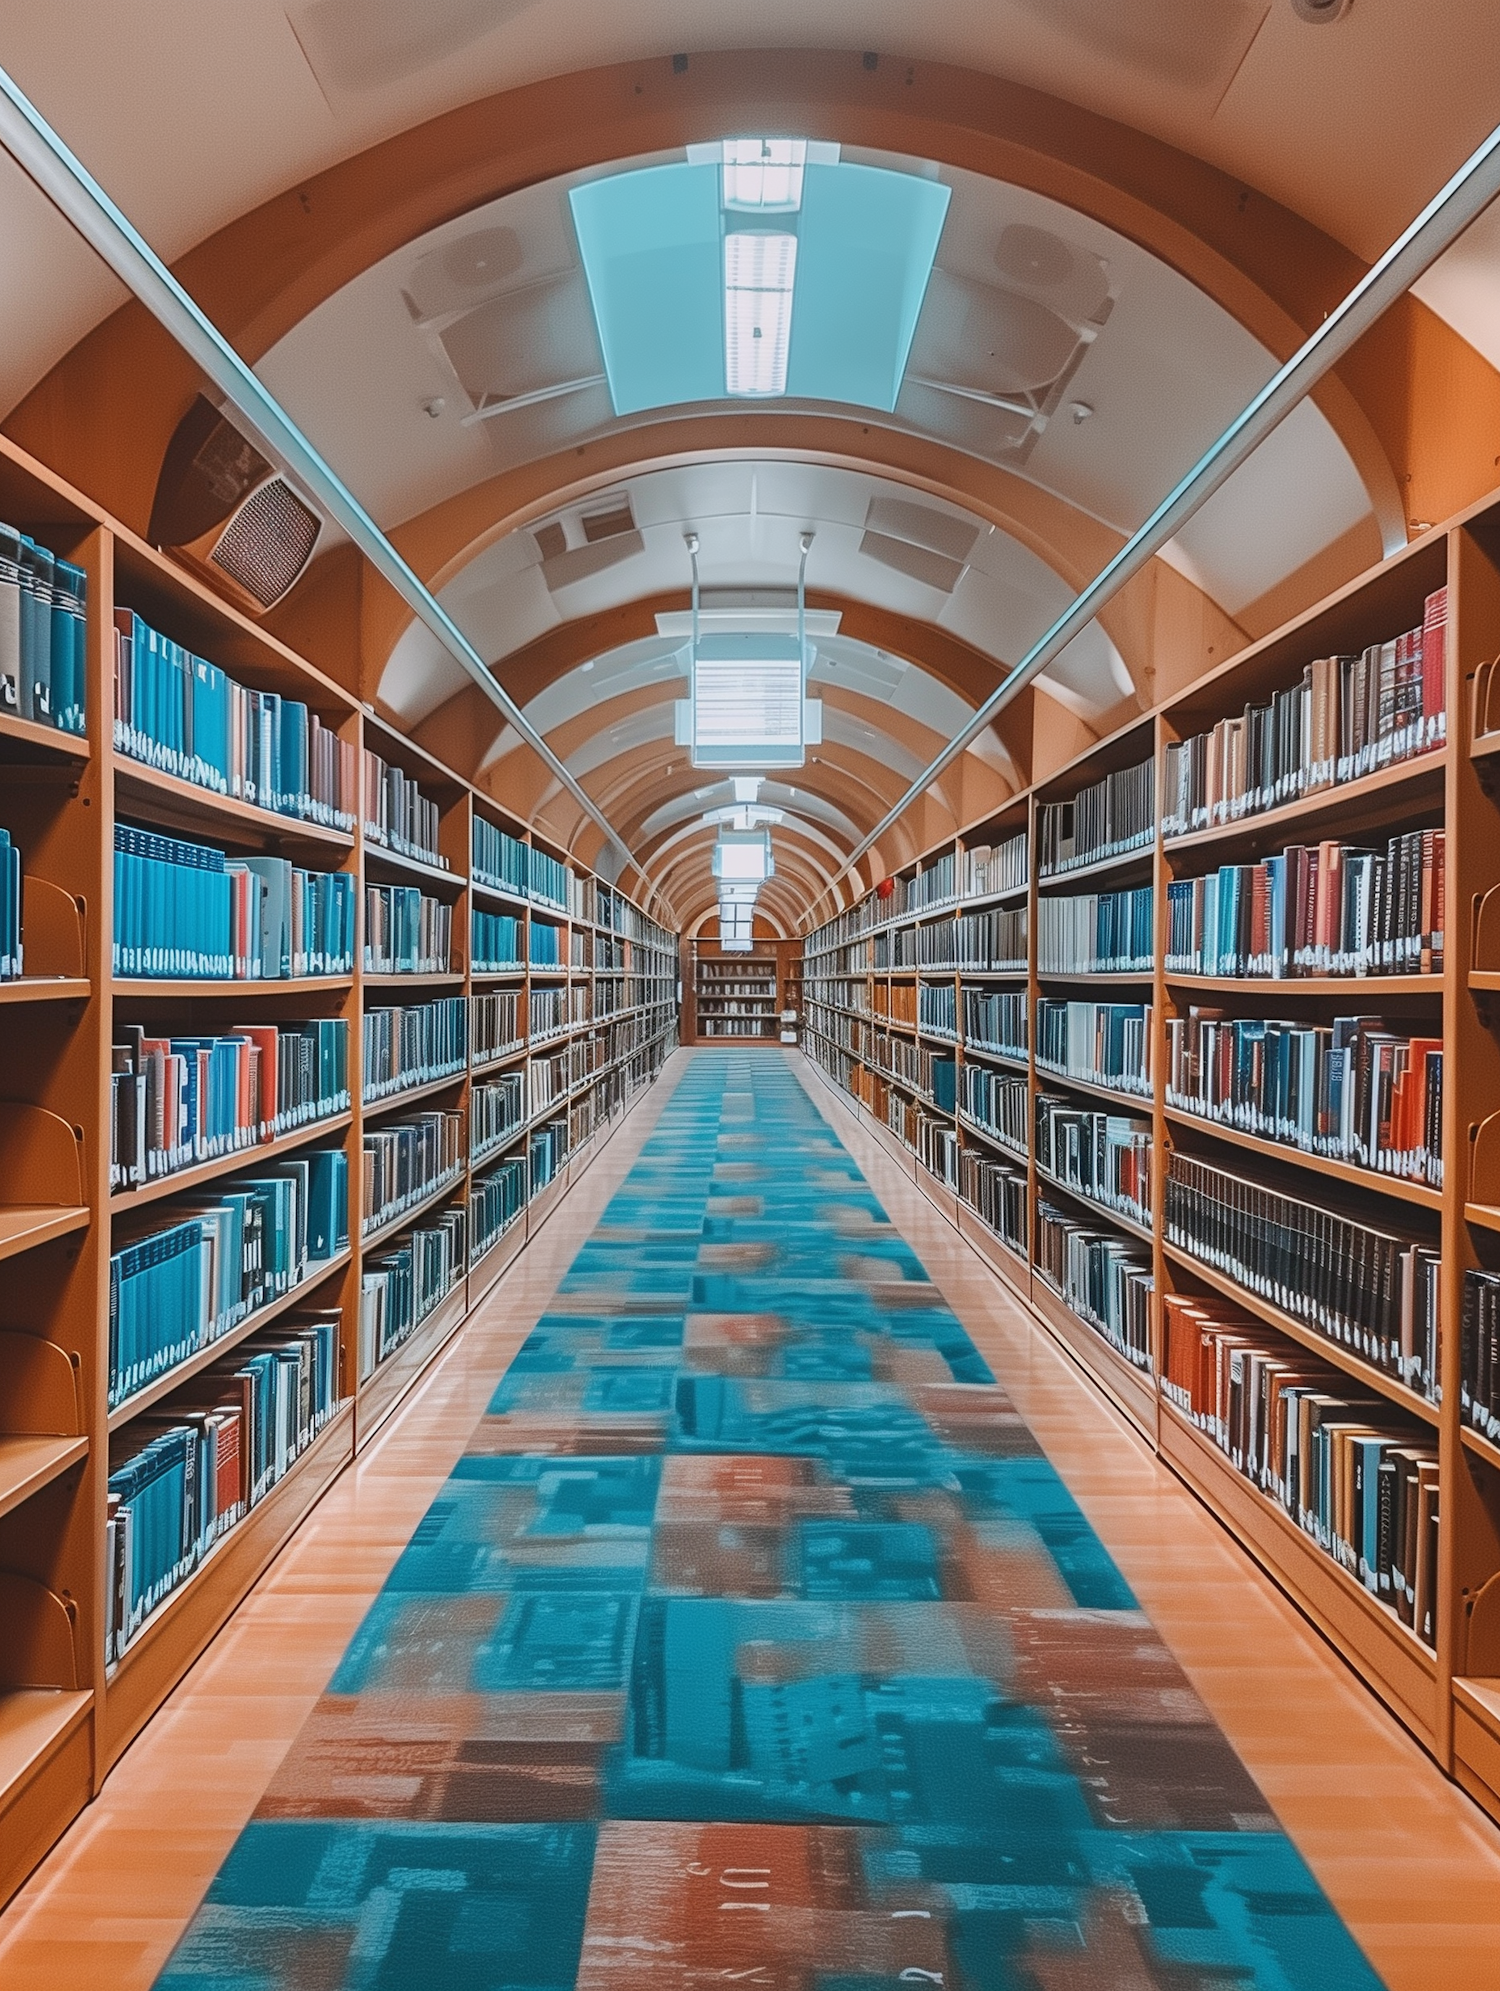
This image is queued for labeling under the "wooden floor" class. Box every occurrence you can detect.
[1,1046,1497,1988]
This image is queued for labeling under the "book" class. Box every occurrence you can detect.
[107,1148,349,1410]
[362,749,446,864]
[364,883,453,974]
[1163,1150,1440,1399]
[112,823,355,981]
[362,1108,465,1237]
[1162,1292,1438,1646]
[1038,754,1154,875]
[1035,1197,1153,1371]
[1035,999,1152,1098]
[1035,1095,1153,1229]
[362,996,467,1102]
[113,607,354,825]
[1162,592,1447,838]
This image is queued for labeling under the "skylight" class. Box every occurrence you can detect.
[569,145,950,417]
[722,138,807,212]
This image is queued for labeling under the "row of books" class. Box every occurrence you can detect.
[472,1073,525,1159]
[1038,755,1154,876]
[114,609,353,828]
[471,817,569,909]
[362,749,445,865]
[362,1109,465,1237]
[113,826,355,980]
[362,996,467,1102]
[473,910,522,970]
[909,850,956,911]
[364,884,452,976]
[1035,1096,1153,1231]
[529,985,567,1038]
[1463,1270,1500,1444]
[109,1020,350,1191]
[528,1048,571,1117]
[359,1205,468,1379]
[530,920,563,967]
[962,987,1027,1058]
[471,1153,527,1260]
[1163,1150,1440,1400]
[1035,999,1151,1099]
[0,827,19,978]
[917,1111,959,1189]
[1164,1011,1443,1188]
[955,907,1027,971]
[1036,1198,1154,1373]
[1037,886,1154,975]
[1164,832,1444,980]
[1162,591,1447,839]
[108,1148,349,1410]
[472,990,522,1066]
[962,831,1028,899]
[959,1146,1028,1257]
[918,982,957,1040]
[529,1117,570,1189]
[0,524,87,734]
[105,1313,343,1663]
[1161,1291,1438,1646]
[959,1063,1028,1155]
[876,982,916,1026]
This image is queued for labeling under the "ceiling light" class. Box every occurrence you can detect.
[712,828,773,882]
[724,230,797,397]
[722,137,807,213]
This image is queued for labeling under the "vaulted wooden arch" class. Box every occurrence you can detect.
[16,42,1481,554]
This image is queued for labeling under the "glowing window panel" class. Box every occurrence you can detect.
[692,645,804,769]
[722,137,807,212]
[724,231,797,397]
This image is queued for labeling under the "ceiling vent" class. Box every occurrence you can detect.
[858,496,980,595]
[149,396,322,614]
[531,495,642,593]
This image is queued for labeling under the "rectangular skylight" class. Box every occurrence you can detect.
[724,231,797,397]
[712,830,772,882]
[572,147,947,415]
[722,138,806,212]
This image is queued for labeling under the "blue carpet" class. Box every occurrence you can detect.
[155,1050,1384,1990]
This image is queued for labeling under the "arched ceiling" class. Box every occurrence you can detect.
[2,13,1499,930]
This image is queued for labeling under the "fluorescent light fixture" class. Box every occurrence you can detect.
[691,633,806,767]
[724,230,797,396]
[722,137,806,212]
[571,147,949,416]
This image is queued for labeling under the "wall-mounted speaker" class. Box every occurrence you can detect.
[149,396,323,614]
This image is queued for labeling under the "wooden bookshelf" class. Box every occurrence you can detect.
[0,429,681,1907]
[801,478,1500,1805]
[686,938,803,1042]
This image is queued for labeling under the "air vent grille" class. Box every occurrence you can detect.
[209,478,321,609]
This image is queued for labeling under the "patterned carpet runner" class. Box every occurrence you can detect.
[156,1050,1383,1990]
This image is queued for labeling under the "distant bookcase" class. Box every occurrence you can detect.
[0,430,680,1910]
[688,939,803,1043]
[802,486,1500,1828]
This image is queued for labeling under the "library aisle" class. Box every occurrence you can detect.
[3,1049,1497,1991]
